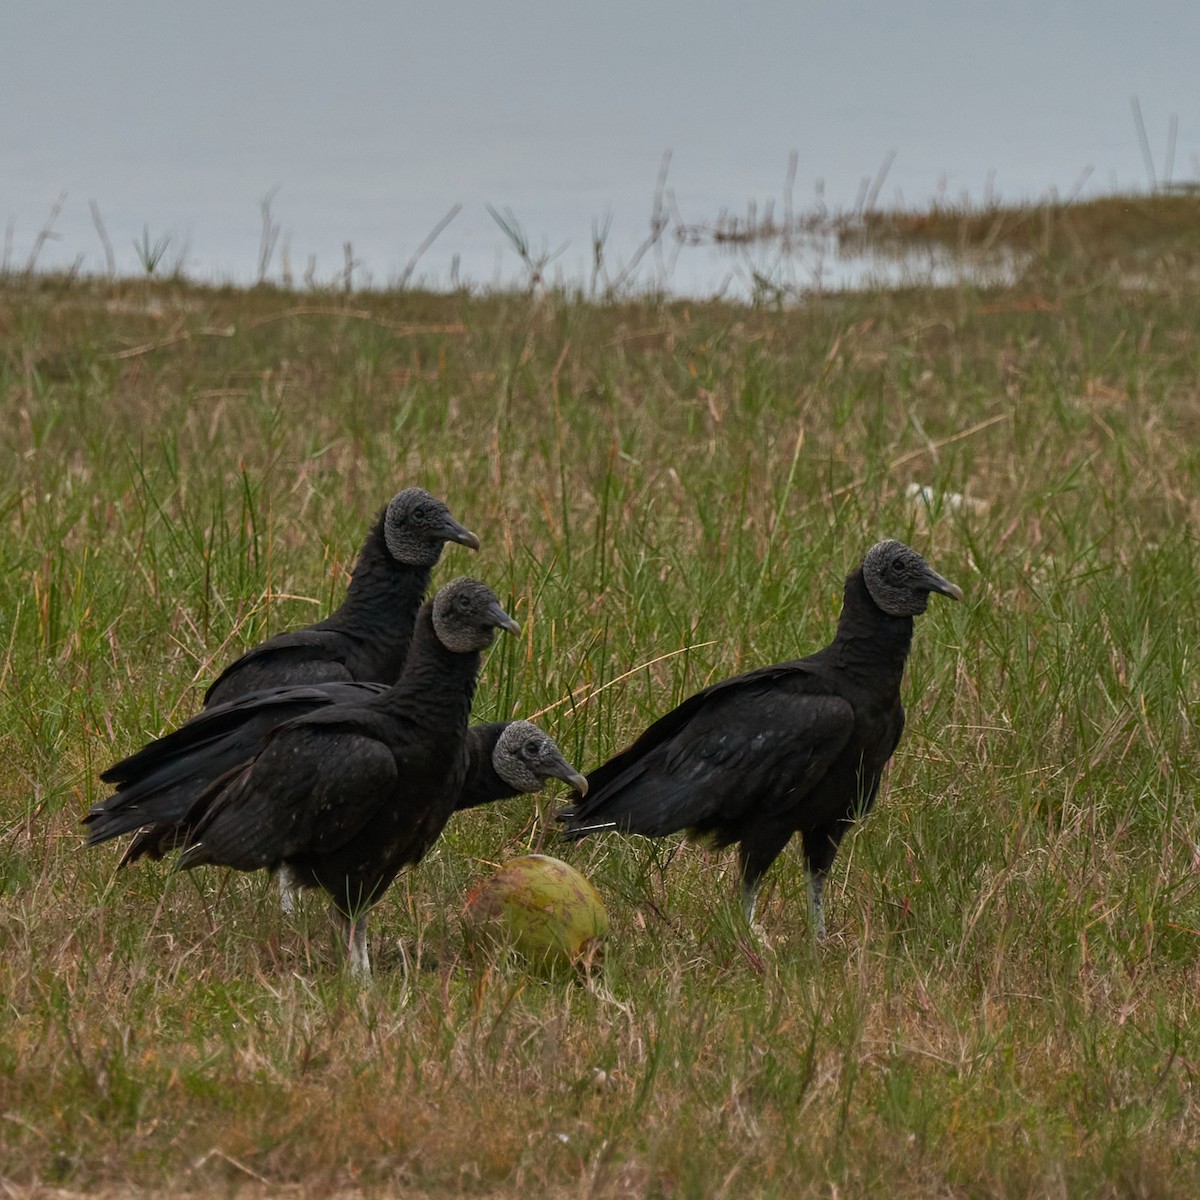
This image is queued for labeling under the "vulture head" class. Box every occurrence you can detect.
[383,488,480,566]
[493,720,588,796]
[862,540,963,616]
[432,577,521,652]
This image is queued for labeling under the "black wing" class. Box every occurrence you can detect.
[180,726,399,870]
[561,664,854,837]
[85,682,387,855]
[101,681,386,785]
[573,661,818,798]
[203,629,366,704]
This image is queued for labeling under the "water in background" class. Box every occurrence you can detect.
[0,181,1049,300]
[3,3,1195,298]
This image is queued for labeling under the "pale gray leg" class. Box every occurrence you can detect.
[348,920,371,979]
[741,879,772,944]
[741,878,761,925]
[276,864,299,915]
[807,870,827,940]
[331,906,371,979]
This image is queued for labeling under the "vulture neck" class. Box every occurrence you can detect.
[832,568,915,690]
[455,723,513,811]
[319,511,430,680]
[380,605,482,730]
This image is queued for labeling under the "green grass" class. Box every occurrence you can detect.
[2,216,1200,1197]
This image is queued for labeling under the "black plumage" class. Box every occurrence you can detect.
[559,540,962,937]
[175,576,520,976]
[87,683,387,863]
[84,688,584,865]
[204,487,479,707]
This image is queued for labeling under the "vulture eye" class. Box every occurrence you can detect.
[411,505,428,521]
[524,739,542,757]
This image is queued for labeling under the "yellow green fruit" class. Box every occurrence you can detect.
[463,854,609,971]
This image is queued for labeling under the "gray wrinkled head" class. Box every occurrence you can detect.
[493,720,589,795]
[861,540,964,616]
[431,577,521,652]
[382,488,480,567]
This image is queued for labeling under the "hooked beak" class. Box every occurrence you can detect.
[546,756,589,797]
[922,567,963,603]
[443,517,481,552]
[489,600,522,637]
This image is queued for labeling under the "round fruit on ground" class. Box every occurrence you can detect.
[463,854,609,971]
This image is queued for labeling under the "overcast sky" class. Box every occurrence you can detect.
[4,2,1197,292]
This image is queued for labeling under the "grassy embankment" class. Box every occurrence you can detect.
[2,193,1199,1197]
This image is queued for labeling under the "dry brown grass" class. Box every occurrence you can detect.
[840,191,1200,282]
[3,245,1200,1195]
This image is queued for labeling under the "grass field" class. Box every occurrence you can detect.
[2,194,1199,1197]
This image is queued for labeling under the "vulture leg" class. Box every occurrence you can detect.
[806,869,827,941]
[276,864,300,915]
[741,877,762,926]
[331,905,372,979]
[348,920,371,979]
[803,822,852,941]
[740,881,771,947]
[737,824,793,935]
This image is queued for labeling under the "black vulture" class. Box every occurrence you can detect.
[175,576,520,976]
[86,688,582,862]
[559,540,962,937]
[204,487,479,707]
